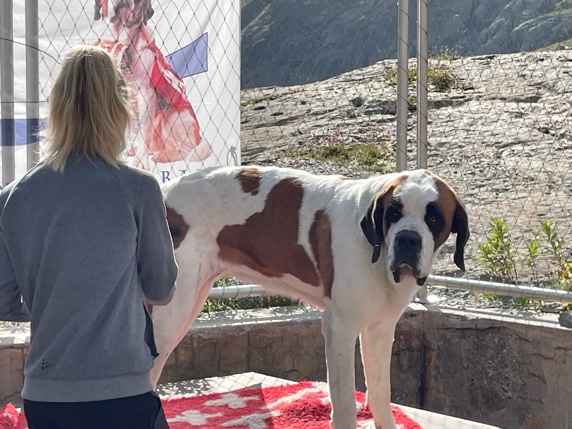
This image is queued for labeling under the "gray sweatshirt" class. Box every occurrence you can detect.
[0,154,178,402]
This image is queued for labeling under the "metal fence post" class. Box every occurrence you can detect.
[26,0,40,170]
[1,0,16,186]
[396,0,409,173]
[417,0,428,169]
[416,0,429,301]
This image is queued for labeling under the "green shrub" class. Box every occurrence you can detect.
[385,67,455,92]
[477,218,518,283]
[477,217,572,308]
[428,68,455,92]
[539,220,572,290]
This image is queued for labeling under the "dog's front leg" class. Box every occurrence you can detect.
[359,319,399,429]
[322,308,360,429]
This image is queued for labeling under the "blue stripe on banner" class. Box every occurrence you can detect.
[166,33,209,79]
[0,118,46,146]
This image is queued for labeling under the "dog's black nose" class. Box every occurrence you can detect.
[393,230,422,274]
[396,230,422,252]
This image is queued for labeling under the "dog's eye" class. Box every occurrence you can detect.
[425,204,444,234]
[388,207,401,219]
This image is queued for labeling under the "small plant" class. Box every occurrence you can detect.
[477,218,518,283]
[407,68,417,84]
[513,296,531,308]
[430,45,462,61]
[428,68,455,92]
[385,67,455,92]
[407,95,417,109]
[539,220,572,289]
[384,68,417,86]
[525,239,541,285]
[482,292,506,303]
[514,296,544,310]
[286,141,395,175]
[477,217,572,300]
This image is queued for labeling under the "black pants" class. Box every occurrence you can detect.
[23,391,169,429]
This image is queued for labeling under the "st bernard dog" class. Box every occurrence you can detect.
[150,166,469,429]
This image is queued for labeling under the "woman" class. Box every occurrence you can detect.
[0,45,177,429]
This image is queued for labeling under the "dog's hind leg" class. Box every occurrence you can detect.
[149,263,218,388]
[322,307,361,429]
[360,319,399,429]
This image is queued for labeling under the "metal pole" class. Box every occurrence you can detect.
[208,285,270,300]
[396,0,409,173]
[417,0,428,169]
[427,275,572,303]
[26,0,40,169]
[206,277,572,304]
[1,0,16,186]
[416,0,429,301]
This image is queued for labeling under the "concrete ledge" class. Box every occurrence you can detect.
[1,305,571,428]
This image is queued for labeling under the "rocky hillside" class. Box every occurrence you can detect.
[241,0,572,88]
[240,50,572,281]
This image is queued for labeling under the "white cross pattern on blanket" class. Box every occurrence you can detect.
[167,409,223,425]
[204,393,260,409]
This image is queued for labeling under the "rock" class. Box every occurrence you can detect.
[559,311,572,328]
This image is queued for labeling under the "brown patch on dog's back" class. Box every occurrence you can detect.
[309,210,334,297]
[236,168,262,195]
[216,178,321,286]
[166,206,190,249]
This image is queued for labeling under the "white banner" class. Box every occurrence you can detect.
[2,0,240,185]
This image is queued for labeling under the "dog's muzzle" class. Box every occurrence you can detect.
[391,230,426,286]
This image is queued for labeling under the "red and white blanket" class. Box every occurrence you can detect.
[0,381,422,428]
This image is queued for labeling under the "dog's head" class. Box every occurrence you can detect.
[360,170,469,286]
[94,0,154,26]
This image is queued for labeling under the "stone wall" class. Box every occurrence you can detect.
[0,328,27,408]
[1,305,571,428]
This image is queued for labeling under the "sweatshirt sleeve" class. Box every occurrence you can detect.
[0,227,30,322]
[134,175,178,306]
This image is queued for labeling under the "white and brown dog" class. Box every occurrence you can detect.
[150,166,469,429]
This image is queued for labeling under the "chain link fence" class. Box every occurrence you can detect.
[2,3,572,426]
[2,0,572,307]
[239,0,572,307]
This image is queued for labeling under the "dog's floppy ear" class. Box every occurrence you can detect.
[360,196,384,263]
[451,202,469,271]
